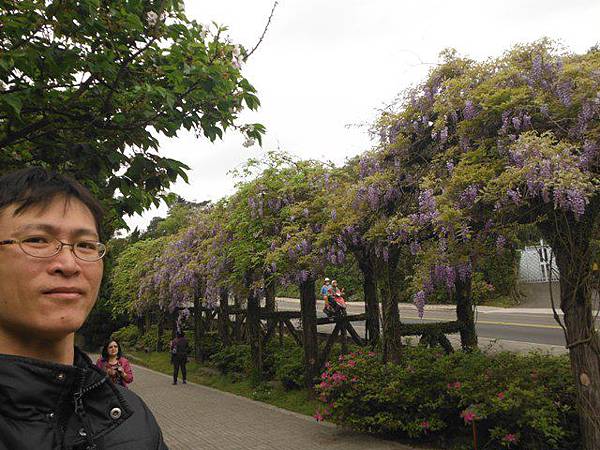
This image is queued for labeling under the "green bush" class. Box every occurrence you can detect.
[195,331,222,360]
[315,347,578,449]
[111,324,140,350]
[136,325,159,351]
[210,344,250,374]
[274,345,305,390]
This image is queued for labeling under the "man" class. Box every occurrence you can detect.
[0,167,167,449]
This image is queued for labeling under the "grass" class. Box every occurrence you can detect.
[128,350,320,417]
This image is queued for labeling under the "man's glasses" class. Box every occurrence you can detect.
[0,236,106,262]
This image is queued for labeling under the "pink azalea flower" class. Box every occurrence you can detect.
[321,372,329,380]
[318,381,330,389]
[502,433,518,443]
[497,391,506,400]
[338,354,345,361]
[313,411,323,421]
[347,360,356,367]
[420,421,430,429]
[460,409,476,424]
[368,351,376,357]
[331,372,348,384]
[324,362,331,368]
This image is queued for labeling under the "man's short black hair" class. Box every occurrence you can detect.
[0,167,104,234]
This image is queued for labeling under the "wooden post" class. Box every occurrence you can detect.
[218,287,230,346]
[299,278,319,388]
[278,319,284,347]
[246,289,263,383]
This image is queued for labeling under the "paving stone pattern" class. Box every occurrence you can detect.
[128,362,421,450]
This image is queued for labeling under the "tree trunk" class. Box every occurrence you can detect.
[546,212,600,449]
[218,287,230,346]
[136,315,144,335]
[144,312,151,335]
[357,253,380,346]
[455,277,478,350]
[233,294,242,341]
[264,275,276,312]
[156,314,164,352]
[193,297,203,362]
[264,274,276,330]
[299,279,319,387]
[246,289,263,383]
[378,254,402,364]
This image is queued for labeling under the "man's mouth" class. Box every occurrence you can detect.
[42,287,85,299]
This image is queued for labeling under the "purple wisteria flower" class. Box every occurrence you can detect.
[413,290,426,318]
[463,100,477,120]
[556,80,572,106]
[458,185,479,208]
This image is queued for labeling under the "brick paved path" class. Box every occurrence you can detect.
[128,362,422,450]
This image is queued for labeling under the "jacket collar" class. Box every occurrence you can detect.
[0,347,132,445]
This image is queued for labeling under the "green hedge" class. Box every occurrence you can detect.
[315,347,579,449]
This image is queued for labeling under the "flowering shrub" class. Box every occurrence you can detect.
[316,347,578,449]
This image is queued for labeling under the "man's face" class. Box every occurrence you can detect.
[0,196,103,341]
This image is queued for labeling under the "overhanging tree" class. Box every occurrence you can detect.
[0,0,265,230]
[376,41,599,448]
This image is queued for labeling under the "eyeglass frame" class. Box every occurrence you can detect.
[0,237,107,262]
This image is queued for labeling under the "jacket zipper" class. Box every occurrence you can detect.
[73,370,107,450]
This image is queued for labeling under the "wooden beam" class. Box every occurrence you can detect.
[318,323,341,368]
[346,322,366,346]
[284,319,302,346]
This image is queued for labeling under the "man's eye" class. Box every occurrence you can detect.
[22,236,50,245]
[77,242,98,251]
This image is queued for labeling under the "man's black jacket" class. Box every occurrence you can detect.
[0,348,168,449]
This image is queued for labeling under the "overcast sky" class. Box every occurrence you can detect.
[124,0,600,232]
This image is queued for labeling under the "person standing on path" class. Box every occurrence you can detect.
[171,330,189,385]
[0,167,167,449]
[96,340,134,388]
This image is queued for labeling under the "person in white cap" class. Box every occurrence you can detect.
[320,277,332,301]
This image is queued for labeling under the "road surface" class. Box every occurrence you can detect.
[275,298,599,353]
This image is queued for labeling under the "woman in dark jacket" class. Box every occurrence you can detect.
[170,331,189,385]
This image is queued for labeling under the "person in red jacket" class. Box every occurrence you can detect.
[96,339,134,388]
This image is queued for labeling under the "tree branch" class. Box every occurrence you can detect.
[246,2,278,59]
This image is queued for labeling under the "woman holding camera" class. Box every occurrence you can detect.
[96,340,134,388]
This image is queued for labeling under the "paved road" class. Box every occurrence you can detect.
[275,298,597,353]
[127,362,422,450]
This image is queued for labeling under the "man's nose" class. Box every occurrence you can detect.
[48,245,81,275]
